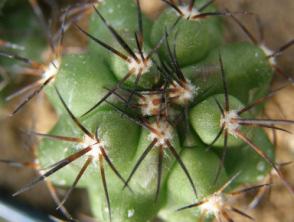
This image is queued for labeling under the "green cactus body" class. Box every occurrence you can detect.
[109,41,159,88]
[38,108,141,187]
[0,2,46,62]
[190,94,246,147]
[151,0,223,66]
[0,1,49,105]
[224,127,274,186]
[182,42,274,104]
[45,53,117,116]
[189,94,274,184]
[159,145,227,222]
[0,0,6,12]
[88,0,152,63]
[8,1,279,221]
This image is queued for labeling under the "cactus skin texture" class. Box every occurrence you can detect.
[5,0,293,222]
[41,0,275,221]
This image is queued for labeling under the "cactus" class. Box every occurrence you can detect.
[1,0,294,222]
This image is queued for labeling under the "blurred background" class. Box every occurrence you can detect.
[0,0,293,221]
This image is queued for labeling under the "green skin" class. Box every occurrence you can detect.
[38,107,140,187]
[88,0,157,89]
[36,1,275,221]
[189,94,274,185]
[224,127,274,186]
[0,0,22,10]
[88,0,152,64]
[182,42,273,104]
[0,0,6,13]
[159,146,227,222]
[109,36,159,89]
[45,53,117,117]
[0,1,47,99]
[0,93,4,107]
[0,2,46,62]
[190,94,246,148]
[89,0,152,43]
[151,0,223,67]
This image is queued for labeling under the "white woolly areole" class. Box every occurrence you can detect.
[148,120,173,147]
[220,110,240,137]
[127,52,152,76]
[42,59,60,80]
[127,209,135,218]
[139,94,162,116]
[83,135,105,160]
[169,80,198,105]
[177,5,200,20]
[200,193,226,215]
[259,44,276,65]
